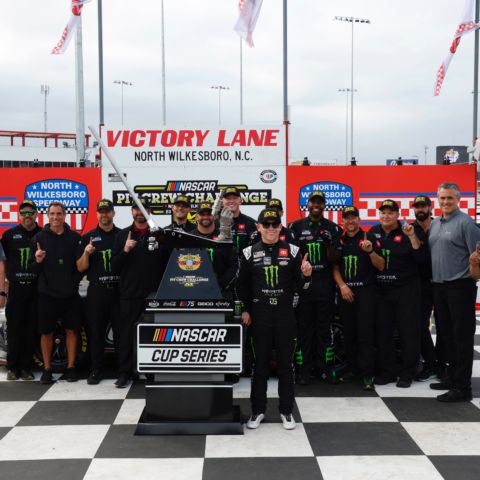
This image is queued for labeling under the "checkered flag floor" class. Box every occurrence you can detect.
[0,317,480,480]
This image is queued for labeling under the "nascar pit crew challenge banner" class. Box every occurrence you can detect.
[285,164,477,225]
[0,168,101,237]
[101,125,287,226]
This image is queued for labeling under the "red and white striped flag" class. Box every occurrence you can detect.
[434,0,480,96]
[234,0,263,47]
[51,0,91,55]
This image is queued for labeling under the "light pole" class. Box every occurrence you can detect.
[334,16,371,163]
[424,145,429,165]
[40,84,50,132]
[113,80,133,127]
[211,86,229,124]
[338,88,357,165]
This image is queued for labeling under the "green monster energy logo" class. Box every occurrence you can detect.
[325,346,335,364]
[18,247,30,271]
[234,235,241,253]
[307,242,321,264]
[100,249,113,273]
[263,265,279,288]
[206,248,214,262]
[381,248,391,270]
[343,255,358,279]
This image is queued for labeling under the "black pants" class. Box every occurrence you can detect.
[86,284,120,372]
[419,281,437,367]
[251,307,296,415]
[376,281,421,380]
[296,280,335,375]
[433,278,477,391]
[5,283,37,372]
[117,297,144,377]
[339,284,376,378]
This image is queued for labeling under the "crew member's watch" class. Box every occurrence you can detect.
[0,291,6,297]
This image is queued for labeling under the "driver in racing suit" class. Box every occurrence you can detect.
[237,208,312,430]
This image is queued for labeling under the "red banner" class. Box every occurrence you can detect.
[0,168,102,237]
[286,165,477,226]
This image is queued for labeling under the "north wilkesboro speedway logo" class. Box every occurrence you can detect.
[299,181,353,214]
[112,180,271,215]
[24,179,89,231]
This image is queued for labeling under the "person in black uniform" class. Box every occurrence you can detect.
[288,191,342,385]
[77,199,121,385]
[111,197,170,388]
[1,199,41,381]
[370,199,425,388]
[221,186,257,255]
[194,202,237,294]
[0,242,5,310]
[249,198,295,245]
[30,201,82,384]
[237,209,312,430]
[410,195,442,381]
[166,194,196,232]
[332,206,385,390]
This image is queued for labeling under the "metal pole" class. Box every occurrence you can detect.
[161,0,167,125]
[44,89,48,132]
[283,0,288,122]
[218,89,221,124]
[345,90,349,165]
[121,83,124,127]
[350,21,354,163]
[75,17,86,165]
[98,0,104,125]
[474,0,479,141]
[240,38,243,125]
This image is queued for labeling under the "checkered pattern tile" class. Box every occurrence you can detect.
[0,321,479,479]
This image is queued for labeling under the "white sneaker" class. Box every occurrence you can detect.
[246,413,265,429]
[280,413,296,430]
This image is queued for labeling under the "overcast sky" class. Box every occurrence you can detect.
[0,0,477,164]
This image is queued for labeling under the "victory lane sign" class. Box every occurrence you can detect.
[137,323,242,373]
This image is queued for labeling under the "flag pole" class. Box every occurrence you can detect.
[161,0,167,125]
[98,0,104,126]
[240,38,244,125]
[474,0,479,141]
[75,15,86,165]
[283,0,288,123]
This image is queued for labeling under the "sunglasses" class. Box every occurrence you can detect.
[261,222,281,229]
[19,211,36,216]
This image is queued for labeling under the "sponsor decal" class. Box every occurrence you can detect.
[260,169,278,183]
[18,247,30,271]
[177,254,202,271]
[100,249,113,273]
[343,255,358,279]
[393,235,402,243]
[237,223,246,231]
[299,181,353,214]
[253,251,266,258]
[381,249,391,270]
[280,234,286,241]
[278,248,288,257]
[306,242,322,264]
[264,265,279,288]
[112,180,271,215]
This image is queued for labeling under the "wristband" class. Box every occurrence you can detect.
[340,285,348,289]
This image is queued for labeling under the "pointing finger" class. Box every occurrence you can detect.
[303,253,309,262]
[89,237,93,245]
[127,231,131,240]
[37,242,41,251]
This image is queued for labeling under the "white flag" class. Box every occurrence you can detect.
[434,0,480,96]
[51,0,91,55]
[234,0,263,47]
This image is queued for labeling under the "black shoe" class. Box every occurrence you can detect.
[374,375,397,385]
[437,388,472,402]
[362,377,375,391]
[40,369,54,385]
[64,368,77,383]
[296,372,311,386]
[430,381,453,390]
[6,370,19,381]
[396,378,412,388]
[87,370,102,385]
[415,364,437,382]
[115,375,129,388]
[20,370,35,381]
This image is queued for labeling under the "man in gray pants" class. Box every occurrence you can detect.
[429,182,480,402]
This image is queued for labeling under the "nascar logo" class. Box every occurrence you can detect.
[152,327,227,343]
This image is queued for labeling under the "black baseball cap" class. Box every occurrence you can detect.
[132,197,150,209]
[258,209,281,224]
[174,194,191,206]
[19,199,37,211]
[223,186,241,197]
[342,206,359,217]
[197,202,213,213]
[267,198,283,210]
[96,199,114,212]
[308,191,326,202]
[412,195,432,207]
[379,199,399,211]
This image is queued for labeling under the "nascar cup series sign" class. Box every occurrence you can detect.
[137,323,243,373]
